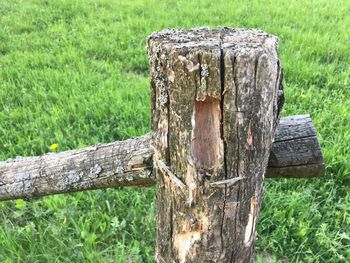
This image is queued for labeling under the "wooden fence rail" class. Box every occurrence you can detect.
[0,115,323,202]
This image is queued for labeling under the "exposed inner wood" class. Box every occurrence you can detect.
[191,96,222,170]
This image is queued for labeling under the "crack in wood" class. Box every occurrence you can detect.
[219,31,230,259]
[273,134,316,143]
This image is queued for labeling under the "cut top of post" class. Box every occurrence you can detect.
[148,27,278,56]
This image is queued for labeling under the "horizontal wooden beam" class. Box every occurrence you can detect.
[0,135,154,201]
[0,115,324,201]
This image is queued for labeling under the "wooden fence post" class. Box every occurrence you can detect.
[148,28,283,262]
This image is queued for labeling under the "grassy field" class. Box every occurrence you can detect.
[0,0,349,262]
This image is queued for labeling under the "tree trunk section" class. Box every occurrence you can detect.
[148,28,282,263]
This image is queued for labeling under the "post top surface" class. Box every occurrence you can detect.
[148,27,278,54]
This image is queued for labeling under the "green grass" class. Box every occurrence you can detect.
[0,0,349,262]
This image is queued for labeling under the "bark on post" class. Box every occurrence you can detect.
[148,28,282,263]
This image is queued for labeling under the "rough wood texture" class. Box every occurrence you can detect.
[0,116,324,202]
[148,27,282,263]
[267,114,325,178]
[0,135,154,201]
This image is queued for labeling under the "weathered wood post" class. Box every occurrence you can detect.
[148,27,283,262]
